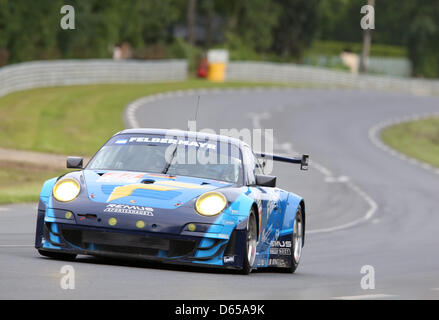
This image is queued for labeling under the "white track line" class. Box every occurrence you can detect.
[124,87,301,129]
[368,112,439,175]
[308,181,377,234]
[333,293,397,300]
[247,108,378,235]
[0,245,33,247]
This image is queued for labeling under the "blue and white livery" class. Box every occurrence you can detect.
[35,129,308,274]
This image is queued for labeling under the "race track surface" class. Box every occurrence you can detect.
[1,88,439,299]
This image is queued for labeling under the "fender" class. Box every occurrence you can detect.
[280,193,303,238]
[39,177,58,207]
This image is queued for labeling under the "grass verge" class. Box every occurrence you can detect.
[0,80,301,156]
[0,161,67,204]
[381,116,439,168]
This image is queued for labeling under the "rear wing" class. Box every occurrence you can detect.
[255,153,309,171]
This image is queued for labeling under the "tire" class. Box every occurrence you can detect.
[241,210,257,275]
[287,206,303,273]
[38,249,77,261]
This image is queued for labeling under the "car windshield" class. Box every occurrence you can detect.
[87,134,243,183]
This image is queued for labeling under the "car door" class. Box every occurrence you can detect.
[242,146,282,264]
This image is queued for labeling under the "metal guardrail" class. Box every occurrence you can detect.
[1,59,438,98]
[226,61,439,95]
[0,59,187,97]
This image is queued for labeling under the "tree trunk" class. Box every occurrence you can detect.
[205,0,214,47]
[187,0,196,45]
[360,0,375,73]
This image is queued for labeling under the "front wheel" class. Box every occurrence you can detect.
[241,210,257,275]
[38,249,77,261]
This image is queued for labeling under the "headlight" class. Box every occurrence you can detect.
[195,191,227,216]
[53,179,80,202]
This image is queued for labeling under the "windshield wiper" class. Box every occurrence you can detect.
[161,144,178,174]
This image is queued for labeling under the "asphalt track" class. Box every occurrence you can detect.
[1,88,439,299]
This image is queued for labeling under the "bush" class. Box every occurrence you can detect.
[167,38,203,75]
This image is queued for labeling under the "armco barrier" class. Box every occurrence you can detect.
[1,59,438,97]
[226,61,439,95]
[0,59,187,97]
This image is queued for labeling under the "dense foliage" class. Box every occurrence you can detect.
[0,0,438,77]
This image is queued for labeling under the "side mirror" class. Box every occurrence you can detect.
[67,156,83,169]
[255,174,276,188]
[300,154,309,171]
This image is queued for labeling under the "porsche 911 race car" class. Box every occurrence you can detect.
[35,128,308,274]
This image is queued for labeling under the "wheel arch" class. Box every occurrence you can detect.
[251,202,260,241]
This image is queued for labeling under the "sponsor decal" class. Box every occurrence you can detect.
[270,240,292,248]
[104,204,154,216]
[114,139,128,144]
[98,172,145,183]
[155,180,211,189]
[106,181,209,202]
[268,258,288,267]
[223,256,235,264]
[128,137,217,150]
[106,184,177,202]
[269,248,291,255]
[148,173,176,179]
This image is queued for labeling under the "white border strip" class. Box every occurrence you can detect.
[368,112,439,175]
[124,86,317,129]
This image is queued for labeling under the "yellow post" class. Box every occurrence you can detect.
[207,62,226,82]
[207,49,228,82]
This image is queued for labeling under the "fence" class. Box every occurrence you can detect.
[0,59,187,97]
[1,59,438,97]
[226,61,439,95]
[304,55,412,77]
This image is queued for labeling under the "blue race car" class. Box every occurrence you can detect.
[35,129,308,274]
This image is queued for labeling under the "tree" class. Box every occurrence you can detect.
[406,0,439,78]
[272,0,320,60]
[0,0,63,63]
[224,0,281,52]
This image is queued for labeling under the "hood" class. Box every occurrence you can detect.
[82,170,232,209]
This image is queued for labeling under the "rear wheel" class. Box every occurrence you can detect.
[287,206,303,273]
[38,249,77,261]
[241,210,257,275]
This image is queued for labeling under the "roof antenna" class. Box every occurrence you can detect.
[188,95,200,131]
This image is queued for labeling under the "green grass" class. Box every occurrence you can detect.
[381,117,439,168]
[0,80,299,156]
[0,161,67,204]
